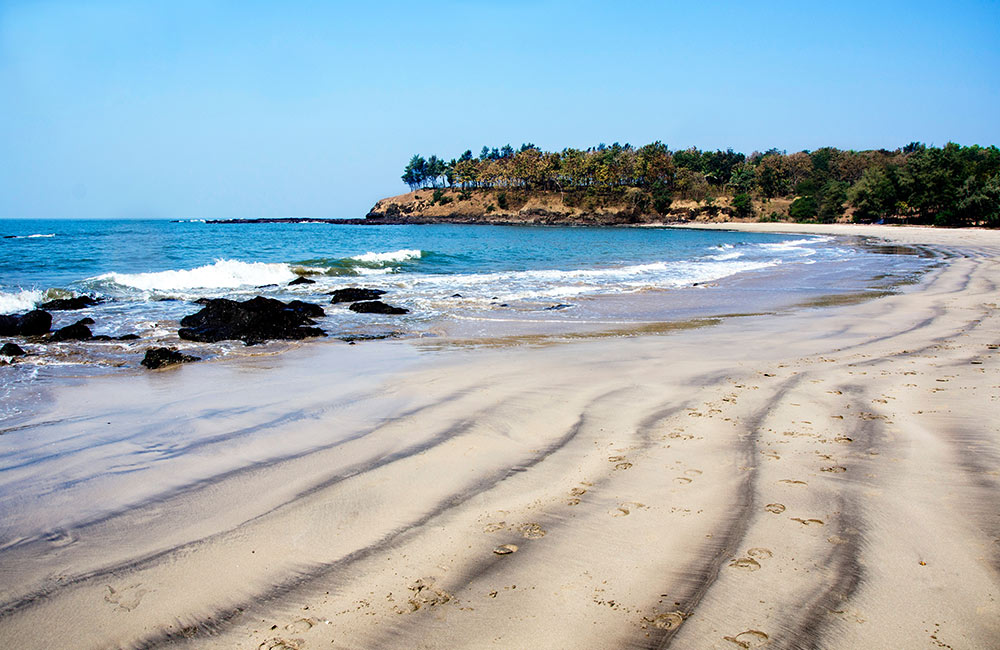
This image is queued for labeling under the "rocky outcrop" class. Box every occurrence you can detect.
[50,318,95,341]
[288,276,316,286]
[38,296,102,311]
[1,343,26,357]
[0,310,52,336]
[329,288,387,303]
[178,297,326,345]
[141,347,200,369]
[348,300,408,315]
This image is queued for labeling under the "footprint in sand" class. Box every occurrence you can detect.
[764,503,786,514]
[760,450,780,460]
[518,523,546,539]
[821,466,847,473]
[835,436,853,444]
[259,638,302,650]
[729,557,761,571]
[614,462,633,471]
[608,455,626,462]
[567,498,581,506]
[483,522,507,533]
[684,469,703,477]
[778,479,808,486]
[610,502,647,517]
[407,577,452,611]
[645,611,685,631]
[493,544,519,555]
[724,629,769,648]
[104,584,147,612]
[284,618,315,633]
[747,547,773,559]
[570,487,588,496]
[674,476,693,484]
[791,518,825,526]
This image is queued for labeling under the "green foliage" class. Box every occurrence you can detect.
[400,141,1000,227]
[485,203,496,213]
[848,166,899,222]
[731,193,754,219]
[651,182,672,215]
[816,180,848,223]
[789,196,818,222]
[431,188,445,204]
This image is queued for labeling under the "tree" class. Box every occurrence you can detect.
[731,193,753,219]
[789,196,818,221]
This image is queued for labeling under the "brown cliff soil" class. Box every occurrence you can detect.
[365,188,806,225]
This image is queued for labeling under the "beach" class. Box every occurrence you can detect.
[1,223,999,649]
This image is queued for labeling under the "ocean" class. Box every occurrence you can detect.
[1,219,933,415]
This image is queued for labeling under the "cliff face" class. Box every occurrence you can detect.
[365,188,790,225]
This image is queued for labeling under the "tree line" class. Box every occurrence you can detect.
[401,141,1000,226]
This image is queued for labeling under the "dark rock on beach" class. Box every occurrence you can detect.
[348,300,409,315]
[90,333,141,341]
[38,295,102,311]
[141,347,201,369]
[329,288,387,303]
[288,276,316,286]
[286,300,326,318]
[50,319,94,341]
[178,296,326,345]
[1,343,26,356]
[0,310,52,336]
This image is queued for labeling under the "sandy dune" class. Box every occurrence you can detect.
[1,224,998,649]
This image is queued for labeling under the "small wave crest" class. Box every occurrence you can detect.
[5,233,55,239]
[350,249,423,264]
[89,259,296,292]
[0,289,44,314]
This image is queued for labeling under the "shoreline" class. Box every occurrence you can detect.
[1,224,998,648]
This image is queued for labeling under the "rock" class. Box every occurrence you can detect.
[328,288,387,303]
[141,347,200,369]
[450,293,463,298]
[348,300,409,315]
[178,296,326,345]
[288,276,315,286]
[286,300,325,318]
[90,333,140,341]
[38,295,102,311]
[1,343,26,356]
[544,304,573,310]
[0,310,52,336]
[50,319,93,341]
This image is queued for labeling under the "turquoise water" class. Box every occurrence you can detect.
[0,219,931,373]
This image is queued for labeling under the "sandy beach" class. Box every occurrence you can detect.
[1,223,999,649]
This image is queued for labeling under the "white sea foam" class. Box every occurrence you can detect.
[91,259,296,292]
[393,258,781,302]
[0,289,44,314]
[350,249,423,264]
[6,233,55,239]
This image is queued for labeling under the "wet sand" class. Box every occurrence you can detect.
[1,224,999,649]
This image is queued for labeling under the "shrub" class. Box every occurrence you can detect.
[789,196,818,222]
[731,193,753,219]
[496,192,508,210]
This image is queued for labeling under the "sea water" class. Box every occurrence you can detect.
[1,219,933,412]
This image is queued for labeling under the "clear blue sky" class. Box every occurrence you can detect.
[2,0,998,219]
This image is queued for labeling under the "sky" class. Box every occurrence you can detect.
[1,0,998,219]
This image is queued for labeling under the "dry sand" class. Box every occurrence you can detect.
[1,224,999,649]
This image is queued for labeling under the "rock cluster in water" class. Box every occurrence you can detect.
[178,296,326,345]
[2,287,413,370]
[141,347,201,369]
